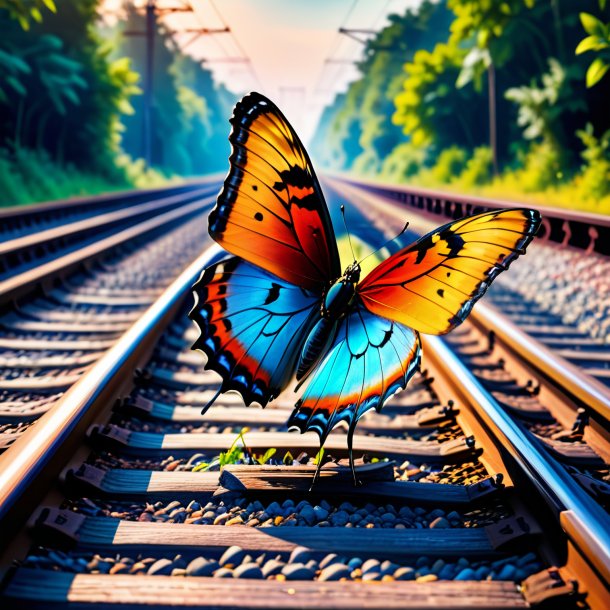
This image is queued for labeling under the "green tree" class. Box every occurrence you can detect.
[0,0,55,30]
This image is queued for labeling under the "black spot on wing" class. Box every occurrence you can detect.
[254,212,263,221]
[278,165,313,189]
[437,289,445,298]
[445,231,465,258]
[264,283,281,305]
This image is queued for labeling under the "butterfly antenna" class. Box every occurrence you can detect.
[340,205,357,263]
[358,221,410,266]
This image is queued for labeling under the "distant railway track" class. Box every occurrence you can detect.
[0,178,222,451]
[0,182,608,608]
[330,176,610,387]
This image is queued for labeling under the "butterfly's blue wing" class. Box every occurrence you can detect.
[189,256,320,407]
[288,301,421,444]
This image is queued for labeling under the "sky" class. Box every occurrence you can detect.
[101,0,422,143]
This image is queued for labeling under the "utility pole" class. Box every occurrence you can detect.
[143,0,155,169]
[122,2,230,169]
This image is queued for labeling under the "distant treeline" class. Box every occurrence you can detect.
[312,0,610,212]
[0,0,236,205]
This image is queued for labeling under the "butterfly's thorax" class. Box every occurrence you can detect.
[296,263,361,380]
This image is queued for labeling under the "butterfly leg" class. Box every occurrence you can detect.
[201,386,222,415]
[347,423,362,487]
[308,446,325,492]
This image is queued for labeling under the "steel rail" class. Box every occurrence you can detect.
[0,174,223,223]
[472,304,610,424]
[332,177,610,424]
[421,334,610,586]
[0,194,216,303]
[0,244,224,528]
[0,184,218,259]
[330,173,610,256]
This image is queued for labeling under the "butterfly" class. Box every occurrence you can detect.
[189,91,541,484]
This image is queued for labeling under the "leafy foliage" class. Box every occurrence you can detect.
[313,0,610,213]
[0,0,55,30]
[576,122,610,198]
[576,12,610,86]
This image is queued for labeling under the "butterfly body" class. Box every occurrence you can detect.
[189,91,541,482]
[296,261,362,379]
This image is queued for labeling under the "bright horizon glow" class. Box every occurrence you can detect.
[100,0,423,144]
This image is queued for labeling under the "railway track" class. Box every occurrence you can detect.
[0,179,221,451]
[0,181,609,608]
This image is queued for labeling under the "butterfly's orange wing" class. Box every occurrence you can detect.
[358,208,541,335]
[209,92,341,291]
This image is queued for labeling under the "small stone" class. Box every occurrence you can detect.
[299,505,316,526]
[398,506,415,518]
[380,560,398,575]
[172,568,187,577]
[361,559,380,574]
[362,571,381,581]
[319,554,338,570]
[148,558,174,575]
[347,557,362,569]
[416,574,438,583]
[267,501,281,516]
[109,563,128,575]
[439,565,456,580]
[187,501,201,512]
[186,557,218,576]
[273,516,283,526]
[220,546,246,567]
[394,567,415,581]
[416,556,429,568]
[130,561,148,574]
[431,559,445,573]
[246,518,260,527]
[429,508,445,519]
[203,510,216,520]
[446,511,461,522]
[319,499,331,511]
[495,564,516,581]
[262,559,285,578]
[429,517,449,529]
[331,510,349,526]
[233,563,263,579]
[214,568,234,578]
[289,547,311,564]
[226,516,244,526]
[381,513,395,523]
[319,564,351,581]
[281,563,315,580]
[455,568,476,580]
[313,506,329,521]
[213,514,229,525]
[338,502,355,513]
